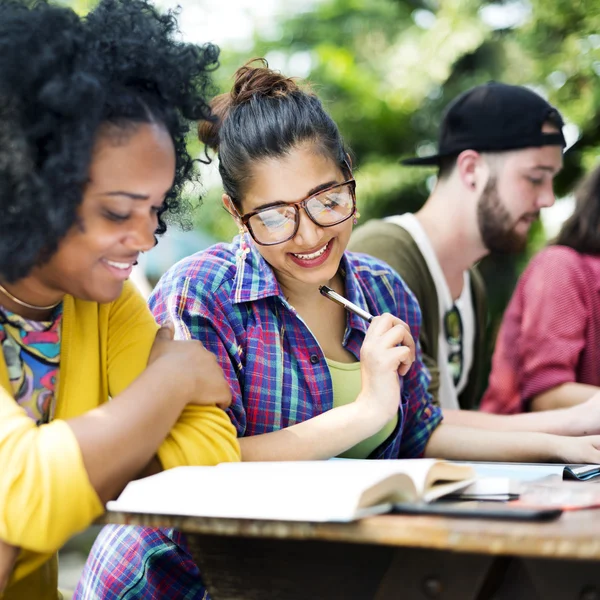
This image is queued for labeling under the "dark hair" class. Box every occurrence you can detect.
[198,59,351,211]
[555,166,600,255]
[0,0,218,282]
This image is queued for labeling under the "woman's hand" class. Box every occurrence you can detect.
[357,313,416,422]
[0,540,18,593]
[148,322,232,409]
[553,435,600,464]
[561,392,600,436]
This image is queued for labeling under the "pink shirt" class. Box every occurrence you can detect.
[481,246,600,414]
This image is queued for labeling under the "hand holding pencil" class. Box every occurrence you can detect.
[319,284,416,375]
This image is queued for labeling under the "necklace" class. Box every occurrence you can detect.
[0,281,62,311]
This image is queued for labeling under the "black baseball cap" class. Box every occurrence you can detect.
[402,82,566,166]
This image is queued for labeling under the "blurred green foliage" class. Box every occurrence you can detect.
[213,0,600,216]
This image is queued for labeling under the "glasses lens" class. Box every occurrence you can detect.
[248,205,297,245]
[447,351,462,386]
[444,306,463,385]
[444,308,462,344]
[305,183,354,226]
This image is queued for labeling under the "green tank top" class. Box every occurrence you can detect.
[326,358,399,459]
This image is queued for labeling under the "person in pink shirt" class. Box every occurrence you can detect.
[482,165,600,415]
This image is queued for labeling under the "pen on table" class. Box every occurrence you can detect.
[319,285,374,323]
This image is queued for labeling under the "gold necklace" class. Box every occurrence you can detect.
[0,281,62,311]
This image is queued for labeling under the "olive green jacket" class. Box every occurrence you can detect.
[348,219,487,410]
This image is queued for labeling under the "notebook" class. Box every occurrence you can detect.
[445,477,521,501]
[107,459,476,523]
[458,461,600,483]
[515,479,600,511]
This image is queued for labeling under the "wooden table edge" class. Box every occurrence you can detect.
[97,510,600,562]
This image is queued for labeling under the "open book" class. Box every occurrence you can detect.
[107,459,475,523]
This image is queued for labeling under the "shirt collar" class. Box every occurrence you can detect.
[230,237,372,335]
[339,253,371,335]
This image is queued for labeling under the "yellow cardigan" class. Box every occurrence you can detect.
[0,282,240,599]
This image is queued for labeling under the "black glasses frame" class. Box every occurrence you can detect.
[238,179,356,247]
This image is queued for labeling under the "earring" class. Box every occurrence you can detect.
[234,225,250,303]
[353,211,361,226]
[236,224,250,263]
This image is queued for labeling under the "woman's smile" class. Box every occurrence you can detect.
[288,239,334,268]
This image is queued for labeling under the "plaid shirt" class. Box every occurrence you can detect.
[75,235,442,599]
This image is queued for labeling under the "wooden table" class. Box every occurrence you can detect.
[104,507,600,600]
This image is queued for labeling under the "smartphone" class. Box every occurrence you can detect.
[392,501,563,522]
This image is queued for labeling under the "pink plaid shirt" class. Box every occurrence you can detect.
[481,246,600,414]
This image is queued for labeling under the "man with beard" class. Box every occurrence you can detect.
[349,82,565,413]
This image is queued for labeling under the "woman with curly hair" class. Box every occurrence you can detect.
[0,0,240,597]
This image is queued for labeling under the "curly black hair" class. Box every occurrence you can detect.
[0,0,219,282]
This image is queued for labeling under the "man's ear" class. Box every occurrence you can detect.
[456,150,484,191]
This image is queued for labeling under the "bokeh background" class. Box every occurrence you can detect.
[57,0,600,589]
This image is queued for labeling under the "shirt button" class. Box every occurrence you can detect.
[310,354,319,365]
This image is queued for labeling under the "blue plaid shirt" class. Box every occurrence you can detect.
[150,234,441,456]
[75,235,442,599]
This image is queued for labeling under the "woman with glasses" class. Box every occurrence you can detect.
[79,59,600,599]
[0,1,240,597]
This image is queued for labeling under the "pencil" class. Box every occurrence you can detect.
[319,285,374,323]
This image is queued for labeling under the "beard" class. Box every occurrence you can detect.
[477,177,538,254]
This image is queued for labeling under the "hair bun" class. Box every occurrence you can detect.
[198,58,301,152]
[230,58,299,106]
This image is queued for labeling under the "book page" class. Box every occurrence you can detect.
[216,458,463,498]
[324,459,474,496]
[107,459,474,522]
[108,464,389,522]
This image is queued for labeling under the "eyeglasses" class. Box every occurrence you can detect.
[443,305,463,386]
[238,179,356,246]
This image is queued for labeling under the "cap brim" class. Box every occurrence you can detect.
[400,155,441,166]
